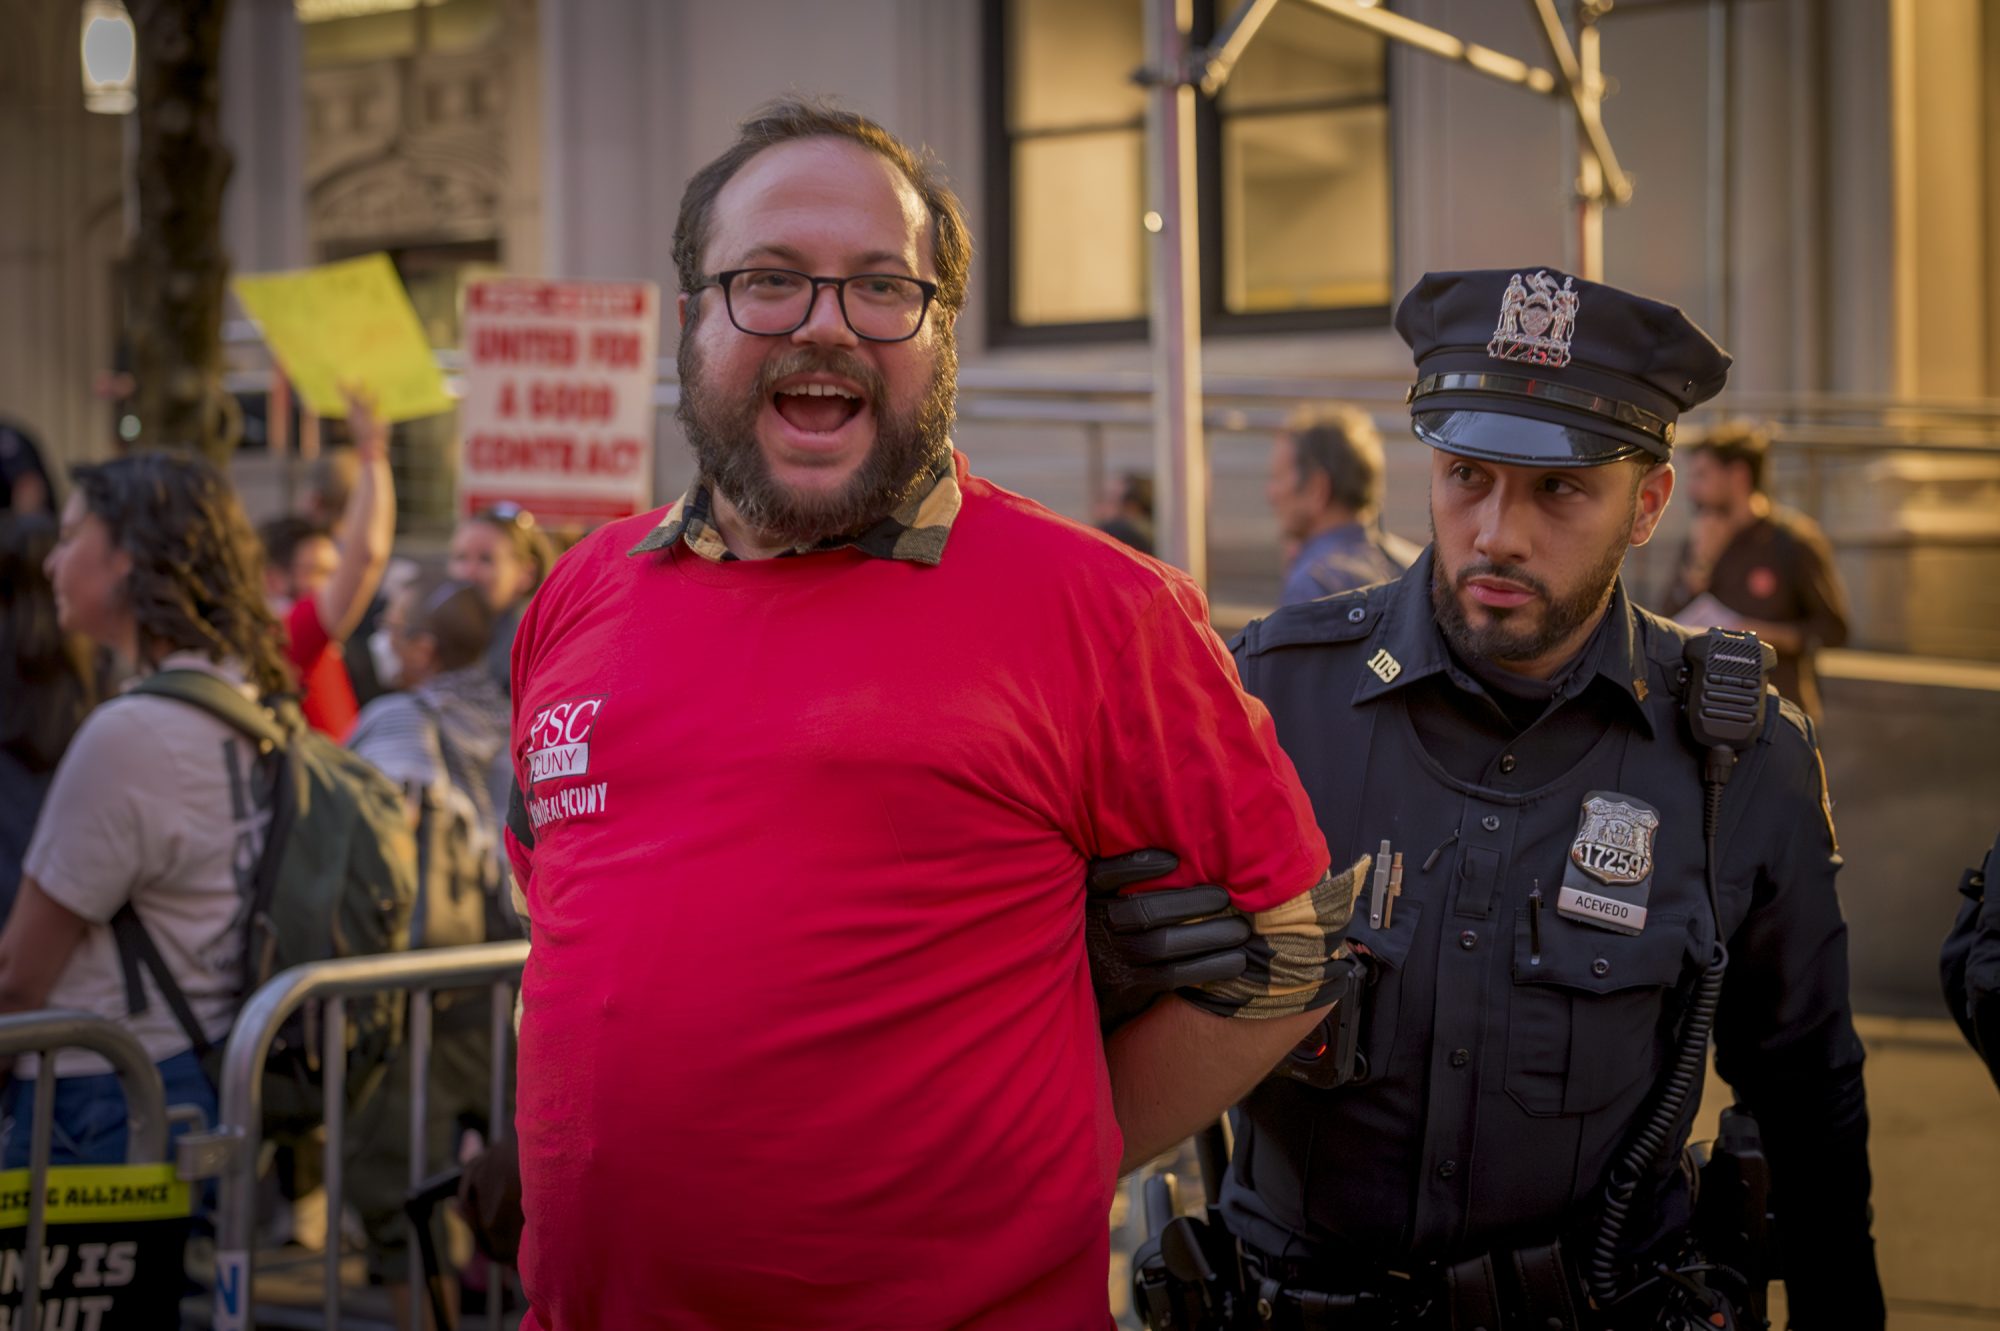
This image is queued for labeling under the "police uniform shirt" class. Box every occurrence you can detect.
[1222,550,1874,1313]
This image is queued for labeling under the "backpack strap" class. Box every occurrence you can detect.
[112,669,300,1047]
[406,692,473,816]
[110,904,216,1060]
[129,669,289,752]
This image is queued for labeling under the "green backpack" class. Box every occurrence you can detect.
[110,669,417,1126]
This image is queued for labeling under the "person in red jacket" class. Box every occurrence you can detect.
[260,389,396,737]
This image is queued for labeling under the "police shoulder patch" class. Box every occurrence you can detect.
[1240,589,1382,656]
[1773,696,1839,855]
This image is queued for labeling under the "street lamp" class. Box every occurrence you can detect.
[80,0,137,115]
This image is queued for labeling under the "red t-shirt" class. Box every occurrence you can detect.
[506,456,1328,1331]
[283,597,358,739]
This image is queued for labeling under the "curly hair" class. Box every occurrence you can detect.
[70,452,293,699]
[0,514,95,773]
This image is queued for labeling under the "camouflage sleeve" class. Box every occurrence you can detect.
[1178,853,1369,1020]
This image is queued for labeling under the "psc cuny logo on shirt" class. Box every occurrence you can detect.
[525,696,607,784]
[524,695,611,830]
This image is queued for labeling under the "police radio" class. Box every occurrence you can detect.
[1589,628,1778,1313]
[1682,629,1777,783]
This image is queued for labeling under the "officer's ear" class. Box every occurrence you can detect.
[1627,461,1675,548]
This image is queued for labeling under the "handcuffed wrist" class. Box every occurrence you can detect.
[1179,854,1368,1020]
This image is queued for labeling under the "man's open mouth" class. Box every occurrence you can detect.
[772,381,866,434]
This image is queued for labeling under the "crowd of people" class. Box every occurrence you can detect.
[0,396,554,1327]
[0,93,1983,1331]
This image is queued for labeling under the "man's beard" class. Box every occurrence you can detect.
[676,323,957,547]
[1429,511,1630,666]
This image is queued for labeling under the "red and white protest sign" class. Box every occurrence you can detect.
[459,278,660,527]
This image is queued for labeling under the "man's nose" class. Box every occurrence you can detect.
[790,281,859,349]
[1471,491,1532,567]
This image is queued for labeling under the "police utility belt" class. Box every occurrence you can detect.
[1133,1196,1591,1331]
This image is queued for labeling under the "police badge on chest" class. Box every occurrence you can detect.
[1557,791,1661,936]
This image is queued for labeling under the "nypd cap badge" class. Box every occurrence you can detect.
[1487,270,1580,368]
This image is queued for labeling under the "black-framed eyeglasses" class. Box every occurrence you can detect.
[695,268,940,343]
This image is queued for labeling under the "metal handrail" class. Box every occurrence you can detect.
[202,941,530,1331]
[0,1009,172,1331]
[0,1010,169,1163]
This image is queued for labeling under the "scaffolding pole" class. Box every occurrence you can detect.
[1144,0,1630,584]
[1146,0,1207,586]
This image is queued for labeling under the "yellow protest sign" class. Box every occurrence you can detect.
[0,1163,189,1225]
[231,253,454,422]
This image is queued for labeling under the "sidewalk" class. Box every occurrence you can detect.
[1696,1015,2000,1330]
[1114,1015,1999,1329]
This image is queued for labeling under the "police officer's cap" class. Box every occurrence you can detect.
[1394,267,1731,468]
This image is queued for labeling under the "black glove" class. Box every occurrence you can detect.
[1086,849,1252,1035]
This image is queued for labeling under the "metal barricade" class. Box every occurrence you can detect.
[0,1009,171,1331]
[187,941,530,1331]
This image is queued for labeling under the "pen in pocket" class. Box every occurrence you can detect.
[1528,883,1544,966]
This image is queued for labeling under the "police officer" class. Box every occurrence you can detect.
[1097,268,1883,1329]
[1942,830,2000,1090]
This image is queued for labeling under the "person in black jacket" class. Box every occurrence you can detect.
[1095,267,1882,1330]
[1942,832,2000,1090]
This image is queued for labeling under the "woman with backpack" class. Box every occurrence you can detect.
[0,448,296,1167]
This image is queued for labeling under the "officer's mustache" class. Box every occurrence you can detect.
[1453,561,1551,600]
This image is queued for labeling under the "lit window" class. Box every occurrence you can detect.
[990,0,1393,339]
[998,0,1150,327]
[1213,1,1392,314]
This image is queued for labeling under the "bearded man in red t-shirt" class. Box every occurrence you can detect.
[502,99,1363,1331]
[259,390,396,737]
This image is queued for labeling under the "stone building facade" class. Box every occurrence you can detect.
[4,0,1996,651]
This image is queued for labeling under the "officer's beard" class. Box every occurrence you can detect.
[676,322,957,548]
[1429,519,1629,668]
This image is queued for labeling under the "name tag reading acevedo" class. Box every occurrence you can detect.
[1556,791,1662,937]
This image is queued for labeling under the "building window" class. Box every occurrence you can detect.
[987,0,1393,342]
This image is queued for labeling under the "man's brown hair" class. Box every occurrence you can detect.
[401,576,496,674]
[1284,405,1386,515]
[672,97,972,318]
[1685,419,1771,494]
[258,515,333,575]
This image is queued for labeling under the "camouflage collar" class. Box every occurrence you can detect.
[627,452,961,566]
